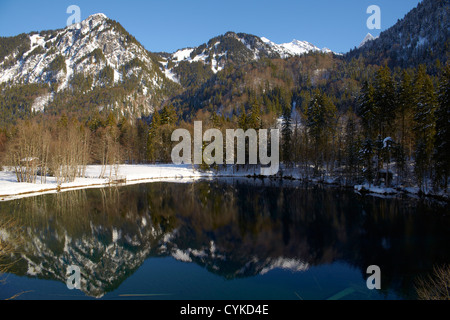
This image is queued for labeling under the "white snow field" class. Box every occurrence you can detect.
[0,164,263,202]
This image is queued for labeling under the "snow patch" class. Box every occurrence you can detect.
[261,37,332,58]
[354,184,397,195]
[358,33,378,48]
[112,229,120,242]
[260,257,309,275]
[30,34,45,48]
[31,93,53,112]
[172,248,192,262]
[172,48,194,61]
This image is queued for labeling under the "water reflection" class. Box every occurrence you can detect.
[0,178,449,299]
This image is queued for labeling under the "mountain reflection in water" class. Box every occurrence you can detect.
[0,178,449,299]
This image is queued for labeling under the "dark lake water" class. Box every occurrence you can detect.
[0,178,449,300]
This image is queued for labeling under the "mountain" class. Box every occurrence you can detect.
[358,33,378,49]
[0,13,176,117]
[0,16,337,120]
[167,32,281,73]
[261,37,332,57]
[1,0,446,124]
[158,31,334,88]
[157,32,279,88]
[0,21,334,89]
[346,0,449,69]
[0,14,160,88]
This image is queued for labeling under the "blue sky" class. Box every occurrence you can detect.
[0,0,422,54]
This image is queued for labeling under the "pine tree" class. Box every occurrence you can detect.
[433,64,450,191]
[413,65,437,189]
[238,106,248,130]
[160,104,178,126]
[357,80,376,139]
[359,138,374,186]
[136,119,149,163]
[397,70,415,158]
[210,111,221,128]
[373,65,397,138]
[392,141,407,185]
[106,112,117,128]
[306,89,337,174]
[374,134,384,184]
[344,107,360,183]
[281,106,292,166]
[147,111,161,163]
[248,102,261,130]
[118,117,134,163]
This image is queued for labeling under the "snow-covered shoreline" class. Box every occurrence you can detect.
[0,164,266,202]
[0,164,199,202]
[0,164,448,202]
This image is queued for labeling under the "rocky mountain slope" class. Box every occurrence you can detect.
[0,14,336,119]
[0,13,175,117]
[159,31,333,83]
[346,0,449,69]
[0,0,446,123]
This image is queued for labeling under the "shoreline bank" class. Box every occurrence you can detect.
[0,164,448,202]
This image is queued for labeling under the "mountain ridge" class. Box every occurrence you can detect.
[156,30,337,87]
[346,0,448,69]
[0,14,336,88]
[0,13,176,117]
[0,0,447,124]
[358,33,378,49]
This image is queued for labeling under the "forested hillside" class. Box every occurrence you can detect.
[346,0,449,71]
[0,0,448,194]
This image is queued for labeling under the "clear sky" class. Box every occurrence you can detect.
[0,0,422,54]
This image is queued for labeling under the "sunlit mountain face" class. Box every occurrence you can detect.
[1,179,448,299]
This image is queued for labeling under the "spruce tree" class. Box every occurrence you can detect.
[397,70,415,158]
[373,65,397,138]
[359,138,374,186]
[106,112,117,128]
[357,80,376,139]
[433,64,450,191]
[281,106,292,166]
[344,107,360,183]
[306,89,337,174]
[238,106,248,130]
[160,104,178,126]
[147,111,161,163]
[248,102,261,130]
[413,65,437,189]
[210,111,221,128]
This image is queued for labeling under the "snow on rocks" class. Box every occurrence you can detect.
[354,184,397,195]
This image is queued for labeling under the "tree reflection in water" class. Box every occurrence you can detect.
[0,178,448,299]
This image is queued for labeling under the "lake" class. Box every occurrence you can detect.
[0,178,449,300]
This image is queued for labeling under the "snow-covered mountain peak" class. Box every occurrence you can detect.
[358,33,378,48]
[280,39,320,54]
[261,37,333,58]
[0,11,159,87]
[65,13,109,32]
[159,33,336,83]
[290,39,314,47]
[0,11,172,117]
[87,12,108,20]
